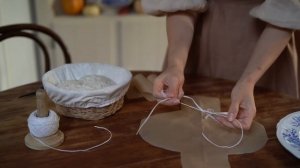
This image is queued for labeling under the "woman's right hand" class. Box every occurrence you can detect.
[151,12,196,105]
[153,66,185,105]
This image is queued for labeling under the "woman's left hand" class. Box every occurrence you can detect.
[216,80,256,130]
[215,24,292,130]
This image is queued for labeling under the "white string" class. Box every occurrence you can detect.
[201,122,243,148]
[33,126,112,153]
[136,95,244,148]
[136,98,171,134]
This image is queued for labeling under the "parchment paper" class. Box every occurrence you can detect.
[126,74,156,101]
[138,96,268,168]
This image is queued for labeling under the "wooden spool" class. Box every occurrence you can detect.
[24,89,64,150]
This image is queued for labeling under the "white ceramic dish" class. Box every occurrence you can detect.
[276,111,300,159]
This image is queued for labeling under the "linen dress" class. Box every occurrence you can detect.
[142,0,300,97]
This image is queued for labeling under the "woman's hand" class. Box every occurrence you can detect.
[153,66,185,105]
[216,80,256,130]
[217,25,292,130]
[151,12,196,105]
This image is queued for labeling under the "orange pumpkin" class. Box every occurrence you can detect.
[61,0,84,15]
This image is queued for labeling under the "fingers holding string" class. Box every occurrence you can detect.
[153,76,165,99]
[165,77,180,102]
[227,101,239,122]
[214,115,236,129]
[234,108,255,130]
[153,77,182,105]
[215,109,253,130]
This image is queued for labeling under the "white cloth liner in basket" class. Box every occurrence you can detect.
[42,63,132,108]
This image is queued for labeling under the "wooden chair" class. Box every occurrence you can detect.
[0,24,72,96]
[0,23,72,73]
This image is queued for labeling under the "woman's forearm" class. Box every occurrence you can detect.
[166,12,197,72]
[239,24,293,86]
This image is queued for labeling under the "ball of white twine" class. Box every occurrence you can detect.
[28,110,60,138]
[27,110,112,152]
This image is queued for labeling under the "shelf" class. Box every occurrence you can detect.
[35,0,167,71]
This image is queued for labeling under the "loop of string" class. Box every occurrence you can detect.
[136,95,244,148]
[32,126,112,153]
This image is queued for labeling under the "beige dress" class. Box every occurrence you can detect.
[142,0,300,98]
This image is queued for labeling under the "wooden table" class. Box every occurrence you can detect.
[0,75,300,168]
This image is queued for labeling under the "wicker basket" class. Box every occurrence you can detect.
[42,63,132,120]
[54,97,124,120]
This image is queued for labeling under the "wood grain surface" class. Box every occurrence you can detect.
[0,74,300,168]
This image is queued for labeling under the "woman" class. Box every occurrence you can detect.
[141,0,300,129]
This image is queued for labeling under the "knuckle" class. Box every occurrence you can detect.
[243,124,251,130]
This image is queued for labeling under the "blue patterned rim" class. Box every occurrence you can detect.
[282,115,300,150]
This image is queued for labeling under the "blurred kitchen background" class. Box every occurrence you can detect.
[0,0,167,91]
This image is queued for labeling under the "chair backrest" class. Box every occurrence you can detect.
[0,23,72,73]
[296,31,300,59]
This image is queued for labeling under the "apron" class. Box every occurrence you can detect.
[185,0,299,97]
